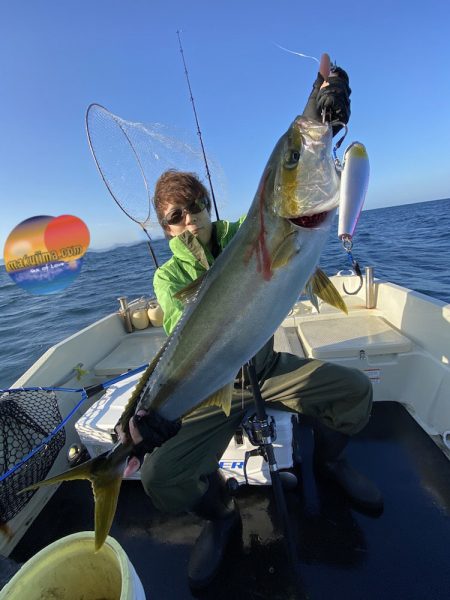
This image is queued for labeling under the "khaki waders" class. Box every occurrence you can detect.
[140,352,372,514]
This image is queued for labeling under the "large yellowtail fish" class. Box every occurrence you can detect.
[23,115,350,550]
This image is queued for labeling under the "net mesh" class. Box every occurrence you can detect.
[0,389,65,524]
[86,104,227,226]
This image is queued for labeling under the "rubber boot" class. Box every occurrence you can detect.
[313,422,383,512]
[188,470,242,589]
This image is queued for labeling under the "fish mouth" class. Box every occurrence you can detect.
[289,211,329,228]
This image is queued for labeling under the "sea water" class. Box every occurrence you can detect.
[0,198,449,389]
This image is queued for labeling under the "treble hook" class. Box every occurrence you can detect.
[321,107,348,162]
[341,236,364,295]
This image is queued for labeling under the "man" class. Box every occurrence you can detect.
[122,54,383,590]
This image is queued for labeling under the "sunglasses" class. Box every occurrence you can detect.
[161,197,208,226]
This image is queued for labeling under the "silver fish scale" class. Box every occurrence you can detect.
[135,118,339,422]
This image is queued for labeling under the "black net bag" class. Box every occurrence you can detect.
[0,389,66,524]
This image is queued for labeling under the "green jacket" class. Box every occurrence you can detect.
[153,217,276,379]
[153,218,246,336]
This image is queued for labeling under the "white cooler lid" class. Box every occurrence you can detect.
[76,371,142,439]
[298,315,412,359]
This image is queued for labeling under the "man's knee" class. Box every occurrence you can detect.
[140,451,209,514]
[350,367,372,401]
[140,451,166,495]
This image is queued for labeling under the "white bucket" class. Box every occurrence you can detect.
[0,531,146,599]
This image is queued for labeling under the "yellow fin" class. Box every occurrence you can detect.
[309,268,348,314]
[270,233,299,270]
[192,382,234,417]
[174,273,207,304]
[92,471,123,551]
[20,443,130,551]
[20,456,94,492]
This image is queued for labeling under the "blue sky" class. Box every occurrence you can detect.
[1,0,449,250]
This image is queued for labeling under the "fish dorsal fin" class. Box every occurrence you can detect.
[270,232,299,270]
[189,382,234,417]
[119,339,171,432]
[174,273,207,304]
[307,268,348,314]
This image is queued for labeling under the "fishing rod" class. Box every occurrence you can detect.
[176,30,220,221]
[176,33,304,591]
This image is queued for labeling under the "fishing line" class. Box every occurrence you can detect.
[340,236,364,294]
[274,43,320,64]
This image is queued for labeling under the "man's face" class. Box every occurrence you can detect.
[162,199,213,247]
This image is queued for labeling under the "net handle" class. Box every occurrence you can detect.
[0,364,147,482]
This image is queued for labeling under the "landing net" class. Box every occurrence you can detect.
[0,389,65,524]
[85,104,226,229]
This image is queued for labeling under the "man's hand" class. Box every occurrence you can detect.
[116,409,182,478]
[302,52,351,135]
[116,410,146,477]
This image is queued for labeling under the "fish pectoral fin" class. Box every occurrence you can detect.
[174,273,207,304]
[271,233,299,270]
[308,268,348,314]
[195,382,234,417]
[119,338,172,434]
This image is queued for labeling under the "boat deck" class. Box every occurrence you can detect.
[9,401,450,599]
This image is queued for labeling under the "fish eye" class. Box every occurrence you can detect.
[284,148,301,170]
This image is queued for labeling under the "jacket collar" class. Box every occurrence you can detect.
[168,221,230,269]
[169,230,211,269]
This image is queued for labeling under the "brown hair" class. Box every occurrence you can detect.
[153,170,211,229]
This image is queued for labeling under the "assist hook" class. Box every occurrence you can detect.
[332,122,348,167]
[321,110,348,169]
[341,235,363,295]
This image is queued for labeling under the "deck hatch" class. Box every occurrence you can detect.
[298,316,412,359]
[93,329,166,376]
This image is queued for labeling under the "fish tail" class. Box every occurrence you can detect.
[20,444,130,551]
